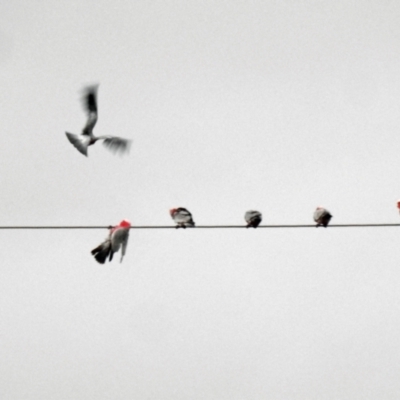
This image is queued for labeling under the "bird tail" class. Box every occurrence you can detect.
[249,218,261,228]
[65,132,90,156]
[322,215,332,227]
[91,240,113,264]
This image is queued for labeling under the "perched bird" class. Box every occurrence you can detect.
[245,210,262,228]
[313,207,332,228]
[91,220,131,263]
[170,208,195,228]
[65,85,131,156]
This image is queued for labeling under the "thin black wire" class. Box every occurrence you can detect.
[0,224,400,229]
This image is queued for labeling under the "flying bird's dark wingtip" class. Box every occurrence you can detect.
[81,83,99,94]
[80,84,99,114]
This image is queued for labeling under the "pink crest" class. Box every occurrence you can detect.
[119,220,131,228]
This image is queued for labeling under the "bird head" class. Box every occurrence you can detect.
[118,220,131,228]
[169,208,177,216]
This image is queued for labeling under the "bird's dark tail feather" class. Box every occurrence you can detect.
[247,218,261,228]
[91,240,112,264]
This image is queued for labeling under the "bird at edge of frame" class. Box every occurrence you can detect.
[170,208,195,229]
[91,220,131,264]
[65,85,132,157]
[313,207,332,228]
[245,210,262,228]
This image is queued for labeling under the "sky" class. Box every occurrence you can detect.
[1,0,400,398]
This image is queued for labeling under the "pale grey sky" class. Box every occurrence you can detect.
[1,1,400,399]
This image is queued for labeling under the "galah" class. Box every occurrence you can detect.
[65,85,131,157]
[245,210,262,228]
[91,220,131,263]
[313,207,332,228]
[170,208,195,228]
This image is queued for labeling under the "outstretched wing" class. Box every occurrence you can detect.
[102,136,132,155]
[81,85,99,135]
[65,132,90,156]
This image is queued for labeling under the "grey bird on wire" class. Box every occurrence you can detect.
[313,207,333,228]
[170,208,196,229]
[245,210,262,228]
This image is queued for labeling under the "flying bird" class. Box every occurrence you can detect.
[170,208,195,228]
[245,210,262,228]
[91,220,131,263]
[313,207,332,228]
[65,85,131,156]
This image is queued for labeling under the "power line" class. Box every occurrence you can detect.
[0,224,400,230]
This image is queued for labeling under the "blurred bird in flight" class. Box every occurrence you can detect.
[65,85,131,157]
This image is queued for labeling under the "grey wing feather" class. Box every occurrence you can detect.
[314,209,326,222]
[102,137,132,155]
[82,112,98,135]
[175,208,195,226]
[111,228,130,262]
[176,208,193,218]
[120,237,129,263]
[245,210,262,222]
